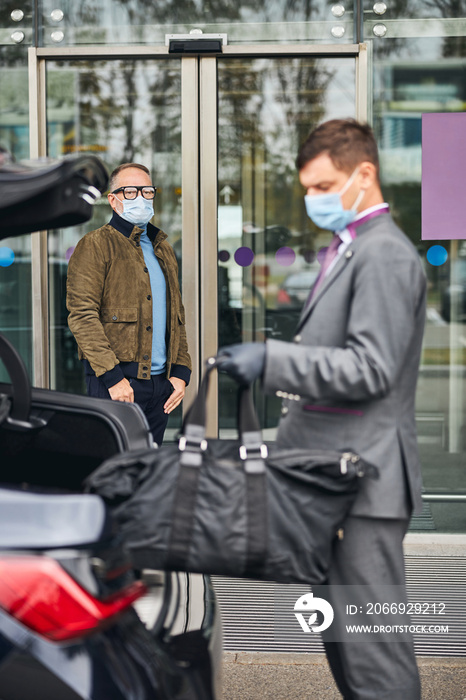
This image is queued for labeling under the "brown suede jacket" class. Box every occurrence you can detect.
[66,212,191,389]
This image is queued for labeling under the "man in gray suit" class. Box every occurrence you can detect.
[219,119,426,699]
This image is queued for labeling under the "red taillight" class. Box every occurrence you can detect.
[0,557,147,642]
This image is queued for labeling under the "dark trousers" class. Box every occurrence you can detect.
[86,374,174,446]
[315,516,421,700]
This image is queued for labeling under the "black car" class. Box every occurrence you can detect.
[0,486,221,700]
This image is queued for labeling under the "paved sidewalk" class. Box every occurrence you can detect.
[222,653,466,699]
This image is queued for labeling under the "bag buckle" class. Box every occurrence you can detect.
[239,443,268,461]
[340,451,361,475]
[179,435,208,452]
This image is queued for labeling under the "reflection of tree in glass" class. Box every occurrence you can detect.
[66,59,180,165]
[218,57,332,236]
[24,0,346,30]
[424,0,466,56]
[54,59,181,238]
[370,0,465,59]
[274,59,333,173]
[110,0,330,25]
[113,0,242,25]
[72,61,125,160]
[59,1,101,28]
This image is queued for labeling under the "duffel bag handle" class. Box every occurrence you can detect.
[179,356,267,470]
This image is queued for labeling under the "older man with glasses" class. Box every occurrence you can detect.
[67,162,191,445]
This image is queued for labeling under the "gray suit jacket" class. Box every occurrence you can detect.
[263,213,426,519]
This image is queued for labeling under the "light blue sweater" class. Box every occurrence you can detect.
[139,225,167,374]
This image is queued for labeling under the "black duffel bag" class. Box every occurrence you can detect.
[85,359,378,585]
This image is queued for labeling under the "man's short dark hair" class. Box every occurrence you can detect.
[296,119,380,181]
[109,163,151,192]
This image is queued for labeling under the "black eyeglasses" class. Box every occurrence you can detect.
[111,186,157,200]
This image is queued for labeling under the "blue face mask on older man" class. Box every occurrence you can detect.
[304,167,364,232]
[121,197,154,226]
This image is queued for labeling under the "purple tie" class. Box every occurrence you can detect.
[305,234,342,307]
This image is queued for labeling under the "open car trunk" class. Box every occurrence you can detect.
[0,381,153,491]
[0,332,153,492]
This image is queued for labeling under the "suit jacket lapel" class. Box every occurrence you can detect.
[295,211,390,333]
[296,239,356,331]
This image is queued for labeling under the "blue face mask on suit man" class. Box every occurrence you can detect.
[304,167,364,231]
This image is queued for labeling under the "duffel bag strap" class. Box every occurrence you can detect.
[167,369,210,569]
[166,459,203,570]
[237,384,268,575]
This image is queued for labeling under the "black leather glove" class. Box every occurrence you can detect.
[216,342,266,386]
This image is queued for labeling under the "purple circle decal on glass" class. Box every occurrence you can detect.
[234,246,254,267]
[218,249,230,263]
[303,249,316,264]
[317,247,328,265]
[65,246,75,261]
[275,246,296,267]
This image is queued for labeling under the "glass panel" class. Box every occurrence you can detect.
[38,0,354,46]
[0,2,33,46]
[364,0,466,20]
[363,1,466,46]
[0,43,32,382]
[46,58,183,437]
[0,62,30,160]
[0,236,33,382]
[370,26,466,531]
[217,56,356,437]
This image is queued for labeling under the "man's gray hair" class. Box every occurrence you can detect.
[109,163,151,192]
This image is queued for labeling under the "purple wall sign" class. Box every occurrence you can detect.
[422,113,466,240]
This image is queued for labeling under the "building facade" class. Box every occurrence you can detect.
[0,1,465,534]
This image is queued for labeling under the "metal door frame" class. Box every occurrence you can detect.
[28,43,367,432]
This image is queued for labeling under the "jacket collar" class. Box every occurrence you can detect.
[109,211,165,244]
